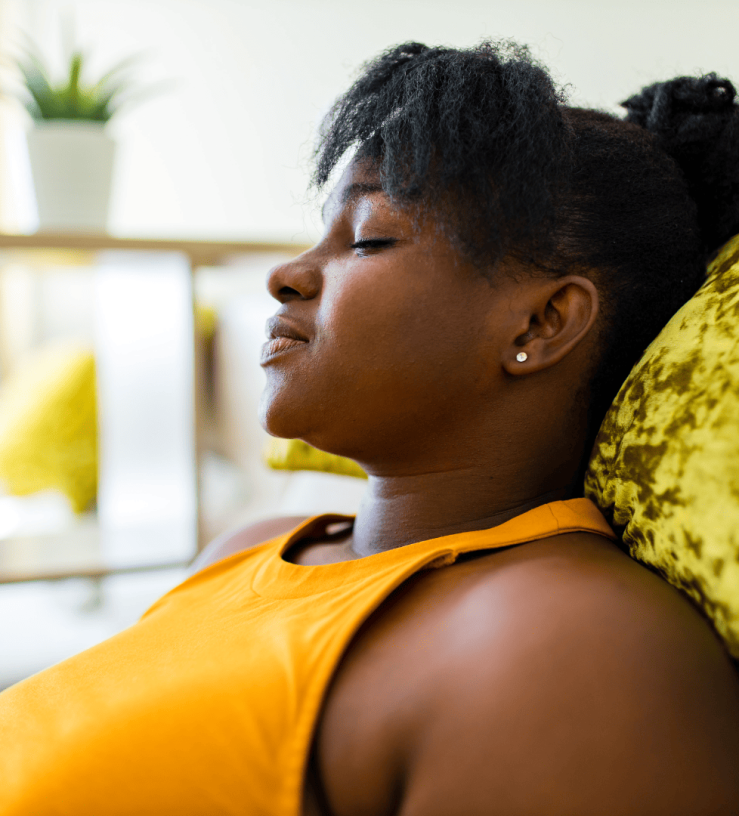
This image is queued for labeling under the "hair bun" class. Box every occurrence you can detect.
[621,74,739,255]
[621,74,735,139]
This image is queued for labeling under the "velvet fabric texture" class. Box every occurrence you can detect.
[585,234,739,658]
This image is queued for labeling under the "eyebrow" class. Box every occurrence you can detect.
[321,182,386,223]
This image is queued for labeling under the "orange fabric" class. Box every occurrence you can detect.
[0,499,613,815]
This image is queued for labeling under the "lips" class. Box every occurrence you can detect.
[261,316,310,365]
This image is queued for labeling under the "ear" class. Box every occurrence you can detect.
[501,275,599,376]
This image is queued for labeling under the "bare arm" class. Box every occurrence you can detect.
[399,559,739,816]
[188,516,309,575]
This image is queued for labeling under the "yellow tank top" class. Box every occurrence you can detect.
[0,499,613,815]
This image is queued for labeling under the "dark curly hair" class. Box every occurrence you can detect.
[313,41,739,438]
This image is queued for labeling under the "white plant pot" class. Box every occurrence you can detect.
[26,121,116,233]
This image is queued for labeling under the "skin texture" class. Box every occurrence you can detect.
[194,160,739,814]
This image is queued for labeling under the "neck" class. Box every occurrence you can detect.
[344,386,589,557]
[348,465,571,558]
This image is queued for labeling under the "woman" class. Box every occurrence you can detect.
[3,41,739,815]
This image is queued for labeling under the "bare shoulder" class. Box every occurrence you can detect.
[188,515,309,575]
[405,533,739,814]
[316,532,739,816]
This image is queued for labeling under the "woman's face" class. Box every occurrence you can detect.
[259,160,529,471]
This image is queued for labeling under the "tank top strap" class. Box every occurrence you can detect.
[455,497,615,552]
[252,498,615,596]
[419,497,615,569]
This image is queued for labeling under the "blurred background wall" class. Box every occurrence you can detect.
[2,0,738,240]
[0,0,737,687]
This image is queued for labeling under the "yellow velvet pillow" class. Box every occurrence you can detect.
[264,438,367,480]
[0,343,97,513]
[585,234,739,658]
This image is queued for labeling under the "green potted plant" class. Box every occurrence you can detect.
[15,41,164,233]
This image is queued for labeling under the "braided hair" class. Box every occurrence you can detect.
[314,41,739,432]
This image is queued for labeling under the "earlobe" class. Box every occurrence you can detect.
[502,276,599,376]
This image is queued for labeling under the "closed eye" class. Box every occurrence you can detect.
[350,238,398,255]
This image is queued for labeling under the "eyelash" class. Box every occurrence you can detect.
[350,238,396,255]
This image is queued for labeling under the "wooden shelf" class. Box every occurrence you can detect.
[0,232,309,583]
[0,231,309,268]
[0,512,193,584]
[0,559,190,585]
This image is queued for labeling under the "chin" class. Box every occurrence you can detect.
[258,381,317,442]
[258,387,353,464]
[258,373,419,465]
[258,388,293,439]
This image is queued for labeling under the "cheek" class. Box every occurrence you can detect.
[321,272,473,375]
[312,273,497,444]
[259,266,498,445]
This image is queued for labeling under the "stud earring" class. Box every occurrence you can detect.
[516,352,528,362]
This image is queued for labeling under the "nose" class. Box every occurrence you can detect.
[266,253,321,303]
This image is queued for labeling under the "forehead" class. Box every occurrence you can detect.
[321,161,389,223]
